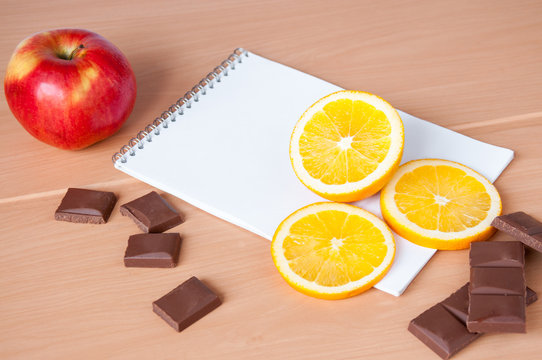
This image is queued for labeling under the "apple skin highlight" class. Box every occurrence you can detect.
[4,29,137,150]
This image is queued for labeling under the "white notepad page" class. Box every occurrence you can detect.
[114,50,514,296]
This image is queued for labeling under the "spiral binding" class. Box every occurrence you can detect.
[112,48,249,164]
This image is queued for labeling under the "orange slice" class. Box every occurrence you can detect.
[271,202,395,299]
[290,90,404,202]
[380,159,502,250]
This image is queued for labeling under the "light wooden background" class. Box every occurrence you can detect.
[1,0,541,359]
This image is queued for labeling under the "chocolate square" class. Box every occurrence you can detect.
[153,277,221,332]
[120,191,183,233]
[469,241,524,268]
[492,212,542,253]
[55,188,117,224]
[469,267,526,296]
[408,304,481,360]
[124,233,181,268]
[467,294,526,333]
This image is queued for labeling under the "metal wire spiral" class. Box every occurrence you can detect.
[112,48,248,164]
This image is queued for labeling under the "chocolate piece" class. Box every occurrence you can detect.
[120,191,183,233]
[124,233,181,268]
[55,188,117,224]
[492,212,542,253]
[469,240,525,267]
[467,241,526,333]
[469,267,525,295]
[468,294,526,333]
[153,277,221,332]
[408,304,480,360]
[441,284,470,323]
[409,283,537,359]
[527,287,538,304]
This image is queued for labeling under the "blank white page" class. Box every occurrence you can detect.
[114,50,514,296]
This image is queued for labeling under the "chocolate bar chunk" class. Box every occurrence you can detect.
[468,294,526,333]
[120,191,183,233]
[153,277,221,332]
[470,267,525,295]
[409,283,537,359]
[124,233,181,268]
[55,188,117,224]
[492,212,542,253]
[469,240,525,267]
[409,304,480,360]
[467,241,526,333]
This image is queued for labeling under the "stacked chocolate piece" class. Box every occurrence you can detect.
[409,284,538,359]
[467,241,526,333]
[409,212,542,359]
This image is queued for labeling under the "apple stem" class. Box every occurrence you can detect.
[68,44,85,60]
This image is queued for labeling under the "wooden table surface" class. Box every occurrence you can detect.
[1,0,541,359]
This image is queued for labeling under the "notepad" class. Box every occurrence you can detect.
[112,49,514,296]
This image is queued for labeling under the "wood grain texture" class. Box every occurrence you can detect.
[0,0,541,359]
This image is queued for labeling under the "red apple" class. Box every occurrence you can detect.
[4,29,136,150]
